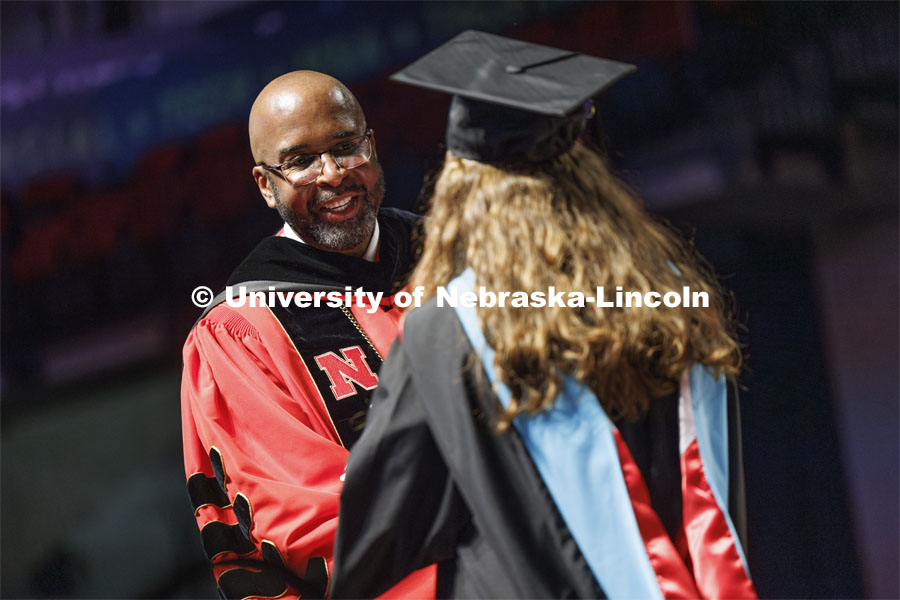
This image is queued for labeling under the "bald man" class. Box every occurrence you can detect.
[249,71,383,256]
[181,71,434,599]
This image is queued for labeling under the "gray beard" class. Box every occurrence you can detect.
[273,171,384,252]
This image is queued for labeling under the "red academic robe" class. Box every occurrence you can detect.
[181,209,435,599]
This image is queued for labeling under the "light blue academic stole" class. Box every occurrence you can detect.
[448,269,750,599]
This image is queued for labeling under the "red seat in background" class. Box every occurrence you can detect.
[67,188,130,265]
[187,122,257,225]
[19,174,83,216]
[9,174,83,285]
[129,143,188,244]
[10,213,73,285]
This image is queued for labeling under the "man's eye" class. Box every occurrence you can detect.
[285,156,316,171]
[332,141,359,155]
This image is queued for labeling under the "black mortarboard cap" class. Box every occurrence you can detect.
[390,30,636,164]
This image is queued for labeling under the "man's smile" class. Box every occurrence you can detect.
[315,192,362,222]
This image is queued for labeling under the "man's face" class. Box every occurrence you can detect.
[255,91,384,255]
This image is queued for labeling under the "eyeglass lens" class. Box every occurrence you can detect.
[283,135,371,185]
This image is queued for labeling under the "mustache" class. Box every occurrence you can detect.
[311,184,368,208]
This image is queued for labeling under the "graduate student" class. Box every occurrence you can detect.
[331,31,757,599]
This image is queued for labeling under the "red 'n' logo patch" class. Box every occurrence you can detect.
[313,346,379,400]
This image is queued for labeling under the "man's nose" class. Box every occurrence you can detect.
[316,153,347,187]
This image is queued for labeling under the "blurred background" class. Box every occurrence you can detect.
[1,1,897,598]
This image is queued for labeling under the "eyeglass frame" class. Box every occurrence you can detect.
[260,129,375,186]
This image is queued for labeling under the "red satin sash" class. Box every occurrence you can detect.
[613,431,757,599]
[682,439,758,599]
[614,431,700,599]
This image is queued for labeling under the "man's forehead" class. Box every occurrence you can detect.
[249,72,365,161]
[257,97,362,158]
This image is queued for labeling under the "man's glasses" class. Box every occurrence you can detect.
[262,130,374,186]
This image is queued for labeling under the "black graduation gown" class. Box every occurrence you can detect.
[330,299,749,599]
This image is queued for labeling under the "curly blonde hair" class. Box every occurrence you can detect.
[411,141,742,430]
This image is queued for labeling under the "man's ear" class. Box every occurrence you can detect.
[369,131,378,159]
[252,166,278,209]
